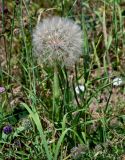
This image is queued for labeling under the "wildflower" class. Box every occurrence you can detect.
[22,118,32,130]
[0,87,5,93]
[112,77,122,86]
[3,125,12,134]
[0,6,8,14]
[32,16,83,67]
[75,85,85,94]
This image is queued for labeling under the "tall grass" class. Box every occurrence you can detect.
[0,0,125,159]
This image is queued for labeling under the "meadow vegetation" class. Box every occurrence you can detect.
[0,0,125,159]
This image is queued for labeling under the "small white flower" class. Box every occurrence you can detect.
[112,77,122,86]
[75,85,85,94]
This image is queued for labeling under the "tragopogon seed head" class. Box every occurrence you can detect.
[32,16,83,67]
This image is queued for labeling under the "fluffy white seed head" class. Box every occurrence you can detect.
[32,16,83,67]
